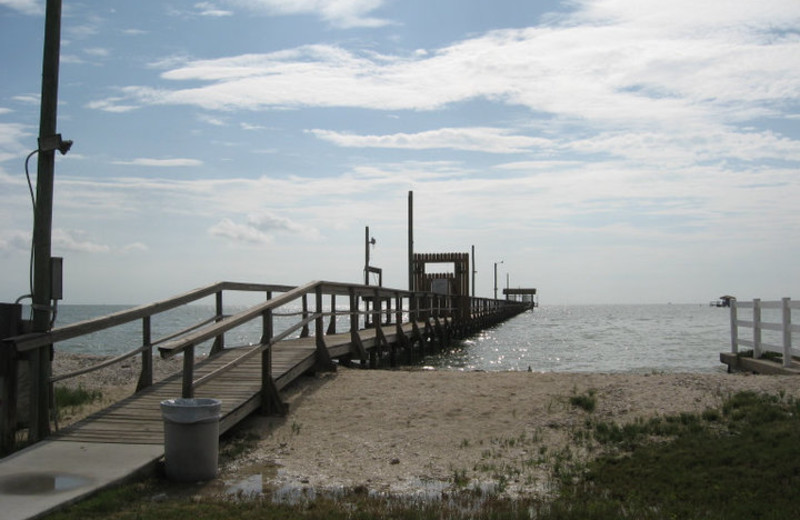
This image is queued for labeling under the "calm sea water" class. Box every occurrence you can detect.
[423,304,731,373]
[47,303,733,373]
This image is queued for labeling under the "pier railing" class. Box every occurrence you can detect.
[2,280,528,451]
[729,297,800,367]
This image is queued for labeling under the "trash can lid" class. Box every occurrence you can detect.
[161,398,221,408]
[161,398,221,423]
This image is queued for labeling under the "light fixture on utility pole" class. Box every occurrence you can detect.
[493,260,503,300]
[364,226,376,285]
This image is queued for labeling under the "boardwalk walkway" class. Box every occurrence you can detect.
[53,324,416,445]
[0,280,532,520]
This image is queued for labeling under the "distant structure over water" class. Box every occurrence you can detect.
[710,295,735,308]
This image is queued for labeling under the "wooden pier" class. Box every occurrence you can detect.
[2,280,533,451]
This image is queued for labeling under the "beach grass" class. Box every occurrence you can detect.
[43,390,800,520]
[53,385,103,408]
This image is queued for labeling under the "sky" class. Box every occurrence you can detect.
[0,0,799,306]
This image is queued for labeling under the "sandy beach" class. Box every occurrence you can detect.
[51,354,800,500]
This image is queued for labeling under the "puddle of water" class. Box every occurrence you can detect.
[0,472,93,495]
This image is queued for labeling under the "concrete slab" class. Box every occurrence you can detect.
[0,440,163,520]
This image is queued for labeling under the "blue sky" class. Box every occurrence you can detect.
[1,0,799,305]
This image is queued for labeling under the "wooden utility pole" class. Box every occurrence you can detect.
[364,226,371,285]
[407,191,413,292]
[471,245,476,299]
[30,0,64,441]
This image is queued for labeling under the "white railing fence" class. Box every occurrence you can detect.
[730,297,800,368]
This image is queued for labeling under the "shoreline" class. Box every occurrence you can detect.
[50,354,800,501]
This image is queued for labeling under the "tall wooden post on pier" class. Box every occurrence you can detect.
[471,245,476,299]
[408,191,414,292]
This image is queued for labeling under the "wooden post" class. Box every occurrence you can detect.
[300,295,310,337]
[1,303,22,454]
[753,299,761,359]
[730,300,738,354]
[326,294,337,335]
[408,191,413,292]
[210,290,224,355]
[782,297,792,368]
[471,245,476,299]
[371,288,379,362]
[136,316,153,392]
[365,226,370,286]
[315,286,335,371]
[348,288,367,362]
[260,300,286,415]
[182,345,194,398]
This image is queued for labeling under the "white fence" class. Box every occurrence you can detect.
[730,298,800,368]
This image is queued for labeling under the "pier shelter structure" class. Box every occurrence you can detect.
[411,252,471,319]
[504,288,538,306]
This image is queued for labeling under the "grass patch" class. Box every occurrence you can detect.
[552,391,800,519]
[569,389,597,413]
[54,385,102,408]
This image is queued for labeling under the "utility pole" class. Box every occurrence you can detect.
[30,0,65,441]
[407,191,413,292]
[471,245,476,299]
[493,260,503,300]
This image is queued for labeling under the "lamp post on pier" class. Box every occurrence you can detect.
[493,260,503,300]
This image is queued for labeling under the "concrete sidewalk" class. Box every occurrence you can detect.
[0,440,163,520]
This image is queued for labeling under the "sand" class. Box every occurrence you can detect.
[221,367,800,500]
[51,354,800,500]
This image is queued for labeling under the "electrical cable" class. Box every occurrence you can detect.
[22,149,39,319]
[25,149,38,211]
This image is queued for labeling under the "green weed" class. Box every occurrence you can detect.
[54,385,102,408]
[569,389,597,413]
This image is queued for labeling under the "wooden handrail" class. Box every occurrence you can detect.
[159,280,321,358]
[6,281,296,353]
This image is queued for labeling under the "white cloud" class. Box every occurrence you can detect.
[209,218,272,244]
[223,0,390,28]
[248,212,319,238]
[209,212,320,245]
[84,47,111,57]
[112,158,204,167]
[86,2,800,152]
[194,2,233,17]
[0,231,30,253]
[0,122,31,163]
[122,242,149,253]
[13,94,39,105]
[52,229,111,254]
[309,127,555,153]
[0,0,41,15]
[85,97,139,113]
[197,114,227,126]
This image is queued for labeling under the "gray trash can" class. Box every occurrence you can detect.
[160,398,222,482]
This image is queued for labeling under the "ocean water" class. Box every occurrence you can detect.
[48,303,733,373]
[423,304,732,373]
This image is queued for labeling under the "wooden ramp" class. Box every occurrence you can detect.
[51,323,422,445]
